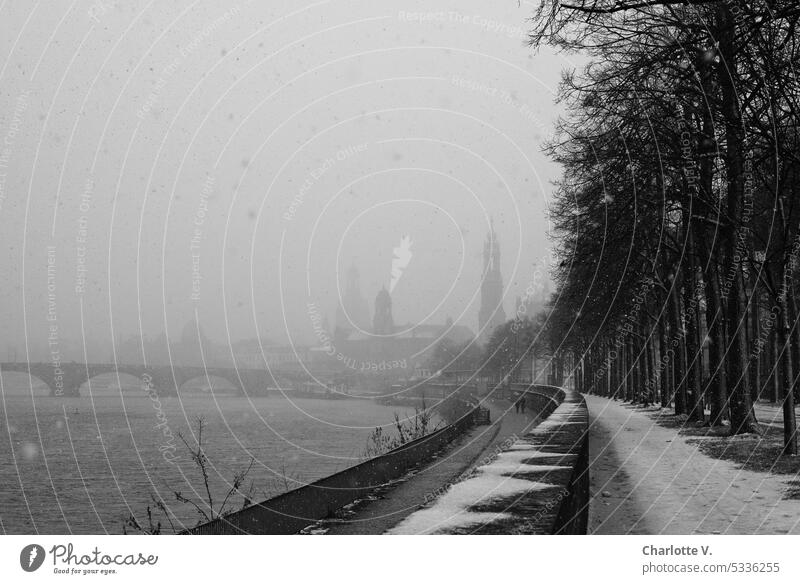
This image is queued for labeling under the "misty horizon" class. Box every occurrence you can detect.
[0,1,573,363]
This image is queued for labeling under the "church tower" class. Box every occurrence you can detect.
[335,263,371,341]
[373,287,394,335]
[478,222,506,342]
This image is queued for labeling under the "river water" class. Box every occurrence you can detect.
[0,377,414,534]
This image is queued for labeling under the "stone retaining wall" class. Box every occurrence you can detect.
[184,407,480,534]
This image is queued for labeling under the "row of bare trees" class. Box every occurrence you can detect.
[529,1,800,454]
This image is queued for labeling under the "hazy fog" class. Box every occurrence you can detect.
[0,0,580,362]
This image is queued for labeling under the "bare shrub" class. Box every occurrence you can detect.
[123,416,254,534]
[362,402,440,459]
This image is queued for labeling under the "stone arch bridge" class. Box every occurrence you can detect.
[0,362,309,397]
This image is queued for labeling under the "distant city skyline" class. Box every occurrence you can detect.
[0,0,571,363]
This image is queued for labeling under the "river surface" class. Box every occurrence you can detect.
[0,377,414,534]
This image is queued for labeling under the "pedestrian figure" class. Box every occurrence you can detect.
[519,396,526,414]
[514,397,520,413]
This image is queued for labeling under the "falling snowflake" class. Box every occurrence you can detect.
[21,442,38,461]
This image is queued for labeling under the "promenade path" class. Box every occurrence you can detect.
[586,395,800,534]
[317,400,544,534]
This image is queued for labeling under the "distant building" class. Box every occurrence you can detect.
[230,338,311,371]
[373,286,394,335]
[478,222,507,342]
[334,263,371,342]
[331,287,474,379]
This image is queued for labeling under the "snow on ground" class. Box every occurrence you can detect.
[389,394,581,535]
[480,449,571,474]
[587,395,800,534]
[387,472,550,534]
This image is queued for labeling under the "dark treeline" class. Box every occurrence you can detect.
[425,313,565,387]
[527,1,800,454]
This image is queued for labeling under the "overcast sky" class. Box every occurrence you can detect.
[0,0,583,358]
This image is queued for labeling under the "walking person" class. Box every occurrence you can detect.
[514,396,521,413]
[519,395,527,415]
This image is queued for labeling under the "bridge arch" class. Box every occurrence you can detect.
[0,363,303,397]
[0,369,52,396]
[0,362,85,396]
[175,368,245,396]
[0,362,162,397]
[78,370,152,397]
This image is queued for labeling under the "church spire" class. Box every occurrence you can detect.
[478,223,506,342]
[335,260,371,340]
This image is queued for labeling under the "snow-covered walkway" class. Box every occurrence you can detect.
[587,395,800,534]
[388,390,587,534]
[319,400,544,534]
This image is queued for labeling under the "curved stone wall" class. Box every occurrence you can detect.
[185,406,481,535]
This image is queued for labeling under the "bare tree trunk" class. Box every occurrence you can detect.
[632,335,639,402]
[644,322,654,407]
[706,267,728,425]
[629,335,638,402]
[671,281,687,415]
[683,224,704,422]
[695,216,728,424]
[750,288,761,402]
[659,317,670,407]
[616,338,625,400]
[769,327,780,403]
[777,266,798,455]
[695,40,722,424]
[788,290,800,402]
[718,4,758,434]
